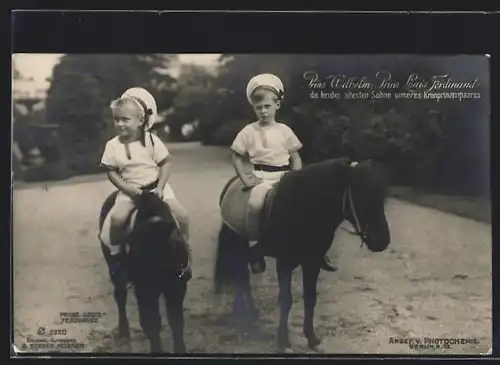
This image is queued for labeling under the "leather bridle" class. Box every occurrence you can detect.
[340,162,368,247]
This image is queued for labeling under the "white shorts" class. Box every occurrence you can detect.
[247,170,287,210]
[252,169,287,184]
[115,182,177,204]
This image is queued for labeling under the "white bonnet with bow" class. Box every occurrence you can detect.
[121,87,158,130]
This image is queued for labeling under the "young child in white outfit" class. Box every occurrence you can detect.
[231,74,336,273]
[99,88,192,267]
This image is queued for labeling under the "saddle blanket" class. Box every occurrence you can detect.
[99,206,138,255]
[220,177,252,239]
[220,177,277,241]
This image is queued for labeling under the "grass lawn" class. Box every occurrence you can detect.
[388,186,491,224]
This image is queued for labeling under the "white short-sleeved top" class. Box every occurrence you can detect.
[231,121,302,166]
[100,132,169,188]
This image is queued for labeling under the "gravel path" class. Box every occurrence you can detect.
[12,143,492,355]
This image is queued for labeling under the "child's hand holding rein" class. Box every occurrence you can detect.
[126,186,143,200]
[242,174,262,191]
[153,187,164,200]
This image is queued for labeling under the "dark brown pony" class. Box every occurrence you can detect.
[99,191,190,353]
[214,157,391,352]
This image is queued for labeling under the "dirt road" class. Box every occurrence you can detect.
[12,143,492,355]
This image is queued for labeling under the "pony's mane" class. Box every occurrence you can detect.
[282,157,352,186]
[280,157,389,202]
[129,192,188,271]
[270,157,353,216]
[131,192,183,253]
[136,192,176,224]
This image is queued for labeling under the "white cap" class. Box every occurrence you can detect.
[246,73,284,104]
[121,87,158,130]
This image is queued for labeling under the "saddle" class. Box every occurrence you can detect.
[219,177,278,241]
[260,187,277,238]
[99,180,161,255]
[98,193,139,255]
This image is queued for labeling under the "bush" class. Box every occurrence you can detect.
[63,146,103,176]
[211,120,250,146]
[306,103,448,189]
[21,162,73,182]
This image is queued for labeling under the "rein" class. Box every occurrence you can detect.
[340,162,367,248]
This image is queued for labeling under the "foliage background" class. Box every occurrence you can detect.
[13,54,490,198]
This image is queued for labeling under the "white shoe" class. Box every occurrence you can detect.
[249,240,258,247]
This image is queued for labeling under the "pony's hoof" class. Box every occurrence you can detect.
[278,339,293,353]
[149,337,163,353]
[310,343,325,353]
[114,328,130,341]
[150,345,163,354]
[307,335,322,350]
[173,345,187,354]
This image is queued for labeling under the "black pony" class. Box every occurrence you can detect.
[99,191,191,353]
[214,157,391,352]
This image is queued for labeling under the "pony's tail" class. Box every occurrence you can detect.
[214,222,240,295]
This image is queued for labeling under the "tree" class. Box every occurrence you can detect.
[199,54,489,195]
[45,54,178,174]
[198,54,298,145]
[166,63,215,140]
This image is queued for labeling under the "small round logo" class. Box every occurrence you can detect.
[37,327,46,335]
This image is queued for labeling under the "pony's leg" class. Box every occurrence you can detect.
[233,260,260,326]
[277,261,294,352]
[135,282,163,353]
[302,264,322,350]
[164,279,187,353]
[232,244,259,322]
[243,273,259,322]
[242,239,260,320]
[101,244,129,338]
[114,254,130,338]
[231,240,250,318]
[233,284,246,318]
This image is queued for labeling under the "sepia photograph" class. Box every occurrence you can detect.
[12,53,491,355]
